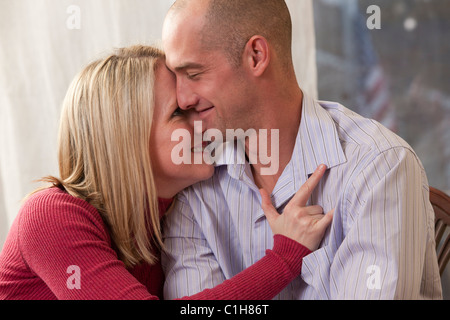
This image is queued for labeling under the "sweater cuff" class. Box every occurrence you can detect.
[271,235,312,276]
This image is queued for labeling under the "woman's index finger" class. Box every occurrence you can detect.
[290,164,327,207]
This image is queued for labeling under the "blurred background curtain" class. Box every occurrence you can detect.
[0,0,317,247]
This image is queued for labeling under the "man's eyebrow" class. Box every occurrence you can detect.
[174,62,204,72]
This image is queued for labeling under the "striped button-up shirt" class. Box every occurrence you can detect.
[162,94,443,300]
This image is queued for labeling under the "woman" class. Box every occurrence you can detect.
[0,45,332,300]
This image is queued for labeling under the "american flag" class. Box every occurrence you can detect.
[353,10,396,131]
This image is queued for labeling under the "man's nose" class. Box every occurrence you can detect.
[177,79,199,111]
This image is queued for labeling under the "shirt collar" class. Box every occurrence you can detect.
[294,93,347,176]
[214,140,250,181]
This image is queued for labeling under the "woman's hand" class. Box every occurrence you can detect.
[259,164,334,251]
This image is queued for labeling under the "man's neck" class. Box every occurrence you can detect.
[249,90,303,194]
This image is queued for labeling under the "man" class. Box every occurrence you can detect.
[161,0,442,299]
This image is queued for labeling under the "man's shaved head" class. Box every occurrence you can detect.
[168,0,293,69]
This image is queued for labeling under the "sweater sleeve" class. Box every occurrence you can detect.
[180,235,311,300]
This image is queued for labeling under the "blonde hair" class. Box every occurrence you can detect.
[40,45,165,267]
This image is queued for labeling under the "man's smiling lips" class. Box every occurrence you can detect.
[197,106,215,120]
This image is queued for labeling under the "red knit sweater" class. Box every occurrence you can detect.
[0,187,310,300]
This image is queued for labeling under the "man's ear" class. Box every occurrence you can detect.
[243,35,270,77]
